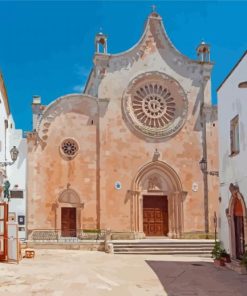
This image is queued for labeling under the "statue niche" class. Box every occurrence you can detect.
[148,175,162,191]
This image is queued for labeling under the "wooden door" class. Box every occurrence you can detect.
[234,215,245,259]
[143,196,168,236]
[61,207,76,237]
[0,203,8,261]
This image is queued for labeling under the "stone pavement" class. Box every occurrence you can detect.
[0,250,247,296]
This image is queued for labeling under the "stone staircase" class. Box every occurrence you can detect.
[112,239,215,256]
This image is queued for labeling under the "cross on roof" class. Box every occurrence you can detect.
[152,4,156,12]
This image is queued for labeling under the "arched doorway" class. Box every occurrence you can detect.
[227,184,247,259]
[55,188,84,237]
[131,161,183,238]
[234,198,245,258]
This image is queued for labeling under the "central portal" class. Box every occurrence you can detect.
[143,195,168,236]
[61,207,76,237]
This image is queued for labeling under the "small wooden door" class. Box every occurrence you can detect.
[0,203,8,261]
[143,196,168,236]
[234,198,245,259]
[234,215,245,259]
[61,207,76,237]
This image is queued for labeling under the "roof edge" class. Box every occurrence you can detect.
[0,72,10,115]
[217,50,247,92]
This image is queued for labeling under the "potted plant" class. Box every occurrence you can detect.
[220,249,231,263]
[211,241,225,266]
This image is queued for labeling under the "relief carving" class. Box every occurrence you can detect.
[148,176,162,191]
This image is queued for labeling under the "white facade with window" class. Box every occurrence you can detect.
[0,74,27,240]
[217,51,247,259]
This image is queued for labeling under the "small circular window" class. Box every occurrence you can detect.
[60,139,79,158]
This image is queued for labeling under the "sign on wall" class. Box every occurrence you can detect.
[114,181,122,190]
[18,215,25,225]
[10,190,24,199]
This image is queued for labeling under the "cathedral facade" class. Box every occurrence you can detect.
[27,12,218,239]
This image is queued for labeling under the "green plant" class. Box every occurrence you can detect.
[211,241,225,260]
[82,229,101,233]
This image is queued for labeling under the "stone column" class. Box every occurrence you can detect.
[167,194,175,238]
[139,195,143,233]
[130,191,133,232]
[177,192,183,238]
[173,192,182,238]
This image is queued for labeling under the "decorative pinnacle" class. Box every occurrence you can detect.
[151,4,156,12]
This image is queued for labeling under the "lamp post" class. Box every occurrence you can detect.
[199,157,219,239]
[199,156,209,238]
[213,211,217,242]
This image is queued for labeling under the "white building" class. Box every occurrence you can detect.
[217,50,247,260]
[0,73,27,240]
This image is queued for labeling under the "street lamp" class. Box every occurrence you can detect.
[213,211,217,242]
[0,146,19,167]
[199,157,219,176]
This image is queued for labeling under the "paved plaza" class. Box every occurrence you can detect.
[0,250,247,295]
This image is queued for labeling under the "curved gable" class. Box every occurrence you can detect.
[36,94,98,140]
[85,12,213,96]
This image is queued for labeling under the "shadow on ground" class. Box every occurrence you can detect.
[146,260,247,296]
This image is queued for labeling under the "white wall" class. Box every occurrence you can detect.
[218,53,247,252]
[0,91,9,165]
[0,88,27,240]
[7,127,27,240]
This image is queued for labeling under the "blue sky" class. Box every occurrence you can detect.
[0,1,246,131]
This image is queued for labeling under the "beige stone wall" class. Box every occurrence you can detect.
[27,95,98,233]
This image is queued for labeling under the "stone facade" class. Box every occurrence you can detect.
[27,12,219,239]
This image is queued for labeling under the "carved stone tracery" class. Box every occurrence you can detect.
[122,72,188,140]
[60,139,79,159]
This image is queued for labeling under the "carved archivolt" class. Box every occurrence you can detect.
[122,72,188,140]
[58,189,80,204]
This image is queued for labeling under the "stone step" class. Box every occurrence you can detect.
[114,248,212,251]
[113,243,214,247]
[113,247,212,251]
[112,241,214,244]
[112,240,214,256]
[114,251,212,255]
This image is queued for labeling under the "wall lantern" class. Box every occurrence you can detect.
[199,157,219,177]
[0,146,19,167]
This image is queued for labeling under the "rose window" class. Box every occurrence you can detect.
[133,84,176,127]
[60,139,79,158]
[122,72,188,139]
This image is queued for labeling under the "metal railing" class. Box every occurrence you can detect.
[30,229,106,242]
